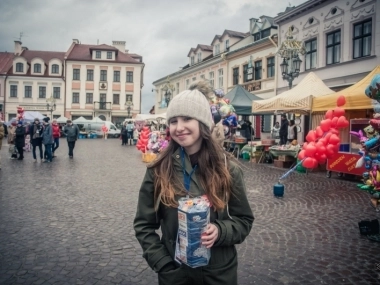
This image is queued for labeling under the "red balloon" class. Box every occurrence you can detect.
[324,132,332,144]
[142,127,150,132]
[331,117,338,128]
[315,153,327,164]
[333,107,345,118]
[330,128,339,135]
[336,116,347,129]
[320,119,332,132]
[319,138,327,146]
[336,95,346,107]
[306,130,317,143]
[315,142,326,155]
[325,110,333,120]
[329,134,340,145]
[303,157,318,169]
[298,150,306,160]
[326,144,336,157]
[316,126,324,138]
[305,144,317,157]
[302,142,308,150]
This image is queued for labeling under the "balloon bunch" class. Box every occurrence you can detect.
[136,126,150,153]
[364,74,380,102]
[16,106,25,122]
[298,95,349,169]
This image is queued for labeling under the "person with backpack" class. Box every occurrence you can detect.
[126,121,134,145]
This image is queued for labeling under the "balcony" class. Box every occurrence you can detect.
[94,101,112,110]
[241,80,261,92]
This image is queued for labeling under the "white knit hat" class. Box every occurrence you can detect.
[166,89,213,129]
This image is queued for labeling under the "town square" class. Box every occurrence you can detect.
[1,0,380,284]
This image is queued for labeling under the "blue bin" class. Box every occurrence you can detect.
[339,144,349,152]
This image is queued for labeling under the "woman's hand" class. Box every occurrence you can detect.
[201,223,219,248]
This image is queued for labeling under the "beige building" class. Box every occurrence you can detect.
[0,52,13,121]
[65,40,144,124]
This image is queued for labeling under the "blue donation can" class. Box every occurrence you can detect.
[273,182,284,197]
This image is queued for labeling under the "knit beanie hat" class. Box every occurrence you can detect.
[43,117,50,123]
[166,89,213,129]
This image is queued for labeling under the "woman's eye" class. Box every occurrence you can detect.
[170,120,177,124]
[183,117,192,121]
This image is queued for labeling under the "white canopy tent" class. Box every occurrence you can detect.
[72,116,90,124]
[56,116,69,124]
[135,113,166,121]
[6,111,46,125]
[252,72,335,114]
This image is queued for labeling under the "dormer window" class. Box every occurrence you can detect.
[261,28,270,38]
[191,56,194,65]
[107,51,112,59]
[16,62,23,72]
[34,63,41,73]
[225,39,229,51]
[52,64,59,74]
[197,52,202,63]
[96,51,101,58]
[253,32,261,41]
[215,44,220,55]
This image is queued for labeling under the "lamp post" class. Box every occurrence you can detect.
[46,95,56,118]
[125,100,133,118]
[277,27,306,89]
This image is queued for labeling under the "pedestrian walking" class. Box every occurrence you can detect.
[279,114,289,145]
[134,81,254,285]
[52,119,60,157]
[15,121,26,160]
[42,117,54,163]
[29,118,44,162]
[126,121,134,145]
[63,120,79,158]
[101,124,108,140]
[121,122,128,145]
[0,120,4,169]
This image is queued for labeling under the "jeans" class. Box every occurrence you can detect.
[280,134,287,145]
[122,135,128,145]
[44,144,53,162]
[53,138,59,153]
[32,142,43,159]
[68,141,76,157]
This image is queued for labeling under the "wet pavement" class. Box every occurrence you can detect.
[0,138,379,285]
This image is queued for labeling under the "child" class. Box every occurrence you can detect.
[24,134,31,152]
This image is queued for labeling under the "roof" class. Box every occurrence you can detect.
[274,1,330,24]
[211,30,248,45]
[312,65,380,112]
[187,44,213,57]
[225,85,263,115]
[0,52,14,75]
[66,44,142,64]
[252,72,335,114]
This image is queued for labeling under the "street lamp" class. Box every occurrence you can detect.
[277,26,306,89]
[46,95,56,118]
[125,100,133,118]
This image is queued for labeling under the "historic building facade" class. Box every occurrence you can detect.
[0,52,14,121]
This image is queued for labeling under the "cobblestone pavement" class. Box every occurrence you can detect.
[0,138,379,285]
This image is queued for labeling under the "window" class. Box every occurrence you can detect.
[176,82,179,94]
[10,85,17,97]
[87,69,93,81]
[209,72,214,87]
[72,92,79,103]
[113,94,120,104]
[126,94,132,102]
[253,33,260,41]
[254,61,262,80]
[53,87,60,99]
[233,67,239,85]
[192,77,196,81]
[190,56,194,65]
[51,64,59,74]
[100,94,107,109]
[326,30,341,65]
[25,86,32,98]
[16,63,23,72]
[267,57,275,78]
[186,79,190,89]
[305,38,317,70]
[261,28,270,38]
[86,93,93,104]
[215,44,220,55]
[200,75,205,79]
[218,69,223,88]
[100,70,107,81]
[197,52,202,63]
[225,39,230,51]
[243,64,249,82]
[73,69,80,80]
[113,71,120,82]
[96,51,101,58]
[126,71,133,83]
[353,19,372,59]
[107,52,112,59]
[39,86,46,98]
[34,63,41,73]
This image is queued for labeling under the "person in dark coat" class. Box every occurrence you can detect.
[279,114,289,145]
[15,121,26,160]
[121,122,128,145]
[42,117,54,162]
[29,118,44,162]
[63,119,79,158]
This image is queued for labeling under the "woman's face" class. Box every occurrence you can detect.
[169,116,202,155]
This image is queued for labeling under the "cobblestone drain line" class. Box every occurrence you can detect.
[0,139,379,284]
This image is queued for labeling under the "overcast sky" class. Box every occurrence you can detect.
[0,0,306,113]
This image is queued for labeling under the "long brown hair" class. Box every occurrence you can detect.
[149,122,232,212]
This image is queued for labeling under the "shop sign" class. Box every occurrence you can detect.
[327,152,366,176]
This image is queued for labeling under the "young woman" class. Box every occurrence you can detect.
[134,81,254,285]
[287,119,297,143]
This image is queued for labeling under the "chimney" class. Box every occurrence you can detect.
[250,18,259,32]
[22,46,28,51]
[72,39,79,44]
[14,41,22,55]
[112,41,126,53]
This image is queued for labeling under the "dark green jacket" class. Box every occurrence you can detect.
[134,148,254,284]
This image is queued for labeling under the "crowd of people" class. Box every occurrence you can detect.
[271,114,297,145]
[1,117,79,164]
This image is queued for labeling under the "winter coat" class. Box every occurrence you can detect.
[121,126,128,136]
[279,119,289,136]
[7,126,15,145]
[29,123,44,145]
[287,125,297,140]
[134,148,254,285]
[0,122,4,150]
[42,124,54,145]
[52,123,61,138]
[64,124,79,142]
[15,126,26,148]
